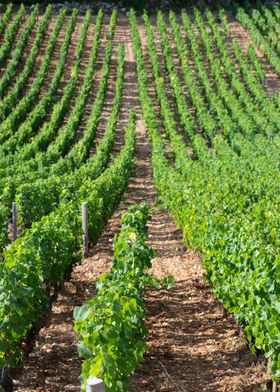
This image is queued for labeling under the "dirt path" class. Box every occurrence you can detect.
[23,14,64,95]
[130,217,269,391]
[0,13,28,78]
[137,18,175,163]
[73,16,109,144]
[13,15,146,392]
[227,12,280,96]
[14,15,269,392]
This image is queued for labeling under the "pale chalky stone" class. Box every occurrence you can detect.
[86,377,105,392]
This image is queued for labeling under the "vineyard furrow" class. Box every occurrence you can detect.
[15,42,125,228]
[137,21,175,163]
[0,5,25,69]
[107,14,141,157]
[0,10,78,159]
[0,4,13,40]
[0,5,279,391]
[0,10,80,168]
[0,10,62,119]
[0,6,41,94]
[151,20,187,141]
[0,12,39,81]
[203,9,275,134]
[0,9,67,137]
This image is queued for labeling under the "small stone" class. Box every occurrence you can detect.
[51,343,59,351]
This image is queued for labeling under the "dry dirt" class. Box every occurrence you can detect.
[6,10,276,392]
[226,12,280,96]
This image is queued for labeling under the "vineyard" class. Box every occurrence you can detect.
[0,1,279,391]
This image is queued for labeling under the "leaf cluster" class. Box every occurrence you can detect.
[74,204,157,391]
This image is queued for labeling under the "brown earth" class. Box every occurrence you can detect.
[5,10,275,392]
[226,12,280,96]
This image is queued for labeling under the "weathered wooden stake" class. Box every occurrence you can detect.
[268,358,278,392]
[82,202,89,257]
[86,377,105,392]
[12,202,17,242]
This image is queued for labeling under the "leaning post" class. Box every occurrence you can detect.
[82,202,89,257]
[12,202,17,242]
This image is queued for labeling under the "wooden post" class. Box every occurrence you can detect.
[12,202,17,242]
[82,202,89,257]
[268,358,278,392]
[86,377,105,392]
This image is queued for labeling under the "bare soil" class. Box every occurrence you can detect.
[226,12,280,96]
[9,12,273,392]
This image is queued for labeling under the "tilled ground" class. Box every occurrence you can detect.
[10,10,277,392]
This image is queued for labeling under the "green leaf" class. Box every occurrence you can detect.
[162,275,175,289]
